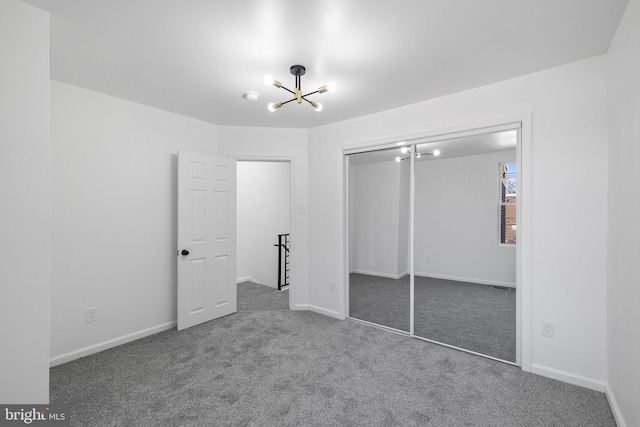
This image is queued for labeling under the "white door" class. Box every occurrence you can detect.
[177,150,237,331]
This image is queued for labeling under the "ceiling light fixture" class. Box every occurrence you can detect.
[241,90,259,101]
[264,65,336,112]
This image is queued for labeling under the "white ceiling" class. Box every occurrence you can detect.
[23,0,628,129]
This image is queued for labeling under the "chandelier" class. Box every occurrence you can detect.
[264,65,336,112]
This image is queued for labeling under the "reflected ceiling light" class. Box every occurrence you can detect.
[396,150,441,161]
[264,65,336,112]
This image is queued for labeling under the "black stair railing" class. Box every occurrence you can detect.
[273,234,290,291]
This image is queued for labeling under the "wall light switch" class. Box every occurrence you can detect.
[298,204,306,215]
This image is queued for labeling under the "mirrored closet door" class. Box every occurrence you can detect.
[347,128,518,364]
[348,147,411,332]
[413,131,517,362]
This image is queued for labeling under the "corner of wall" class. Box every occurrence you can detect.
[0,0,51,404]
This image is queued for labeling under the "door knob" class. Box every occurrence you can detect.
[181,249,189,256]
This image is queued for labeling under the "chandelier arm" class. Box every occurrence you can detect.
[301,97,313,105]
[302,90,319,98]
[280,86,295,95]
[280,98,298,106]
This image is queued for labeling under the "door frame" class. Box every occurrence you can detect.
[341,114,532,371]
[231,155,296,310]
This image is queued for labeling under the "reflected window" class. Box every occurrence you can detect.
[500,163,517,244]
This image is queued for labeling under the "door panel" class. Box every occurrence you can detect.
[347,147,411,332]
[413,133,517,362]
[178,151,237,331]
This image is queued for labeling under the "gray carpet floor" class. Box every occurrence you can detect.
[49,281,615,426]
[349,273,516,362]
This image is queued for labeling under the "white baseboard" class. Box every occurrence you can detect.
[350,269,408,280]
[291,303,309,311]
[49,321,176,367]
[415,272,516,288]
[605,384,628,427]
[237,276,258,284]
[237,276,276,288]
[530,363,606,392]
[294,303,344,320]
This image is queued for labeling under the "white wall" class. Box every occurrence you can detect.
[607,0,640,425]
[217,126,309,308]
[415,151,516,286]
[349,160,406,278]
[308,56,608,388]
[50,81,219,363]
[0,0,50,404]
[237,161,290,287]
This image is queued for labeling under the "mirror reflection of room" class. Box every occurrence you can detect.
[348,129,517,363]
[348,147,410,332]
[413,131,517,362]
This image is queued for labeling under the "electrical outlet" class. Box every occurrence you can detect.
[330,280,336,292]
[541,320,554,338]
[85,307,97,323]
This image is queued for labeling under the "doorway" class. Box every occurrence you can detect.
[346,125,523,365]
[236,160,292,310]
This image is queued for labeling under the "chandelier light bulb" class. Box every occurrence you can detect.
[401,147,409,154]
[313,102,323,112]
[395,156,401,162]
[264,75,275,86]
[433,149,441,156]
[416,152,421,158]
[318,81,337,94]
[267,102,277,112]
